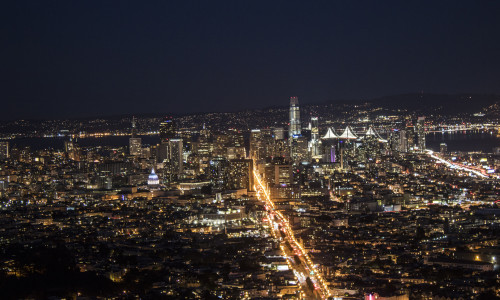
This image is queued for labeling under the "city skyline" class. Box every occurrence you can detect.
[0,95,498,298]
[1,1,500,299]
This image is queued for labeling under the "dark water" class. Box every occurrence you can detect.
[4,132,500,153]
[6,135,160,150]
[426,131,499,153]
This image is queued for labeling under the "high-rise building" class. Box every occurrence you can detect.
[227,159,254,192]
[129,117,142,156]
[291,136,309,163]
[209,157,229,189]
[129,138,142,156]
[309,117,321,158]
[0,141,9,159]
[250,129,262,160]
[399,129,408,153]
[274,164,293,186]
[416,117,426,152]
[289,97,301,140]
[168,139,184,175]
[273,127,285,140]
[310,117,319,140]
[64,139,80,161]
[159,117,176,143]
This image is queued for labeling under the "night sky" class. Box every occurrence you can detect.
[1,1,500,120]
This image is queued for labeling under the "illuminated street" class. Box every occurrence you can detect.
[254,168,332,299]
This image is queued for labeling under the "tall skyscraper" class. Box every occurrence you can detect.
[159,117,176,143]
[168,139,184,175]
[289,97,301,140]
[416,116,426,152]
[399,129,408,153]
[209,157,229,189]
[310,117,319,141]
[250,129,262,160]
[129,117,142,156]
[309,116,321,157]
[64,138,80,161]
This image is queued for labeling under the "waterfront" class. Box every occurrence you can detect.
[5,131,499,153]
[426,131,499,153]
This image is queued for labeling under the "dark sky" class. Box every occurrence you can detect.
[1,1,500,119]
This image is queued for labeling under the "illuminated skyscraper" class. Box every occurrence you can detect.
[64,138,80,161]
[399,129,408,153]
[159,117,176,143]
[129,117,142,156]
[416,116,426,152]
[249,129,262,160]
[227,159,254,192]
[168,138,184,175]
[309,116,321,158]
[291,136,309,163]
[310,117,319,141]
[209,157,229,189]
[288,97,301,140]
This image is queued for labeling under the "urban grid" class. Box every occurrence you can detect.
[2,2,500,300]
[0,96,499,299]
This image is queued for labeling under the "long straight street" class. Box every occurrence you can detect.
[254,169,331,299]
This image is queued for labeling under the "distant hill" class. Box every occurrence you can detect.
[364,93,500,115]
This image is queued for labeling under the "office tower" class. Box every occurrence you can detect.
[97,171,113,190]
[289,96,301,140]
[273,127,285,140]
[389,130,399,152]
[159,117,176,143]
[168,139,184,175]
[209,157,229,189]
[224,131,246,159]
[250,129,262,160]
[271,139,290,158]
[64,138,80,161]
[416,116,426,152]
[250,129,274,160]
[227,159,254,192]
[310,117,319,140]
[399,130,408,153]
[129,138,142,156]
[0,141,9,159]
[440,143,448,154]
[274,164,293,186]
[213,134,229,157]
[227,146,246,159]
[291,136,309,163]
[309,117,321,158]
[129,117,142,156]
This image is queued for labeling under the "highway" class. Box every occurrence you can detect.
[427,150,491,179]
